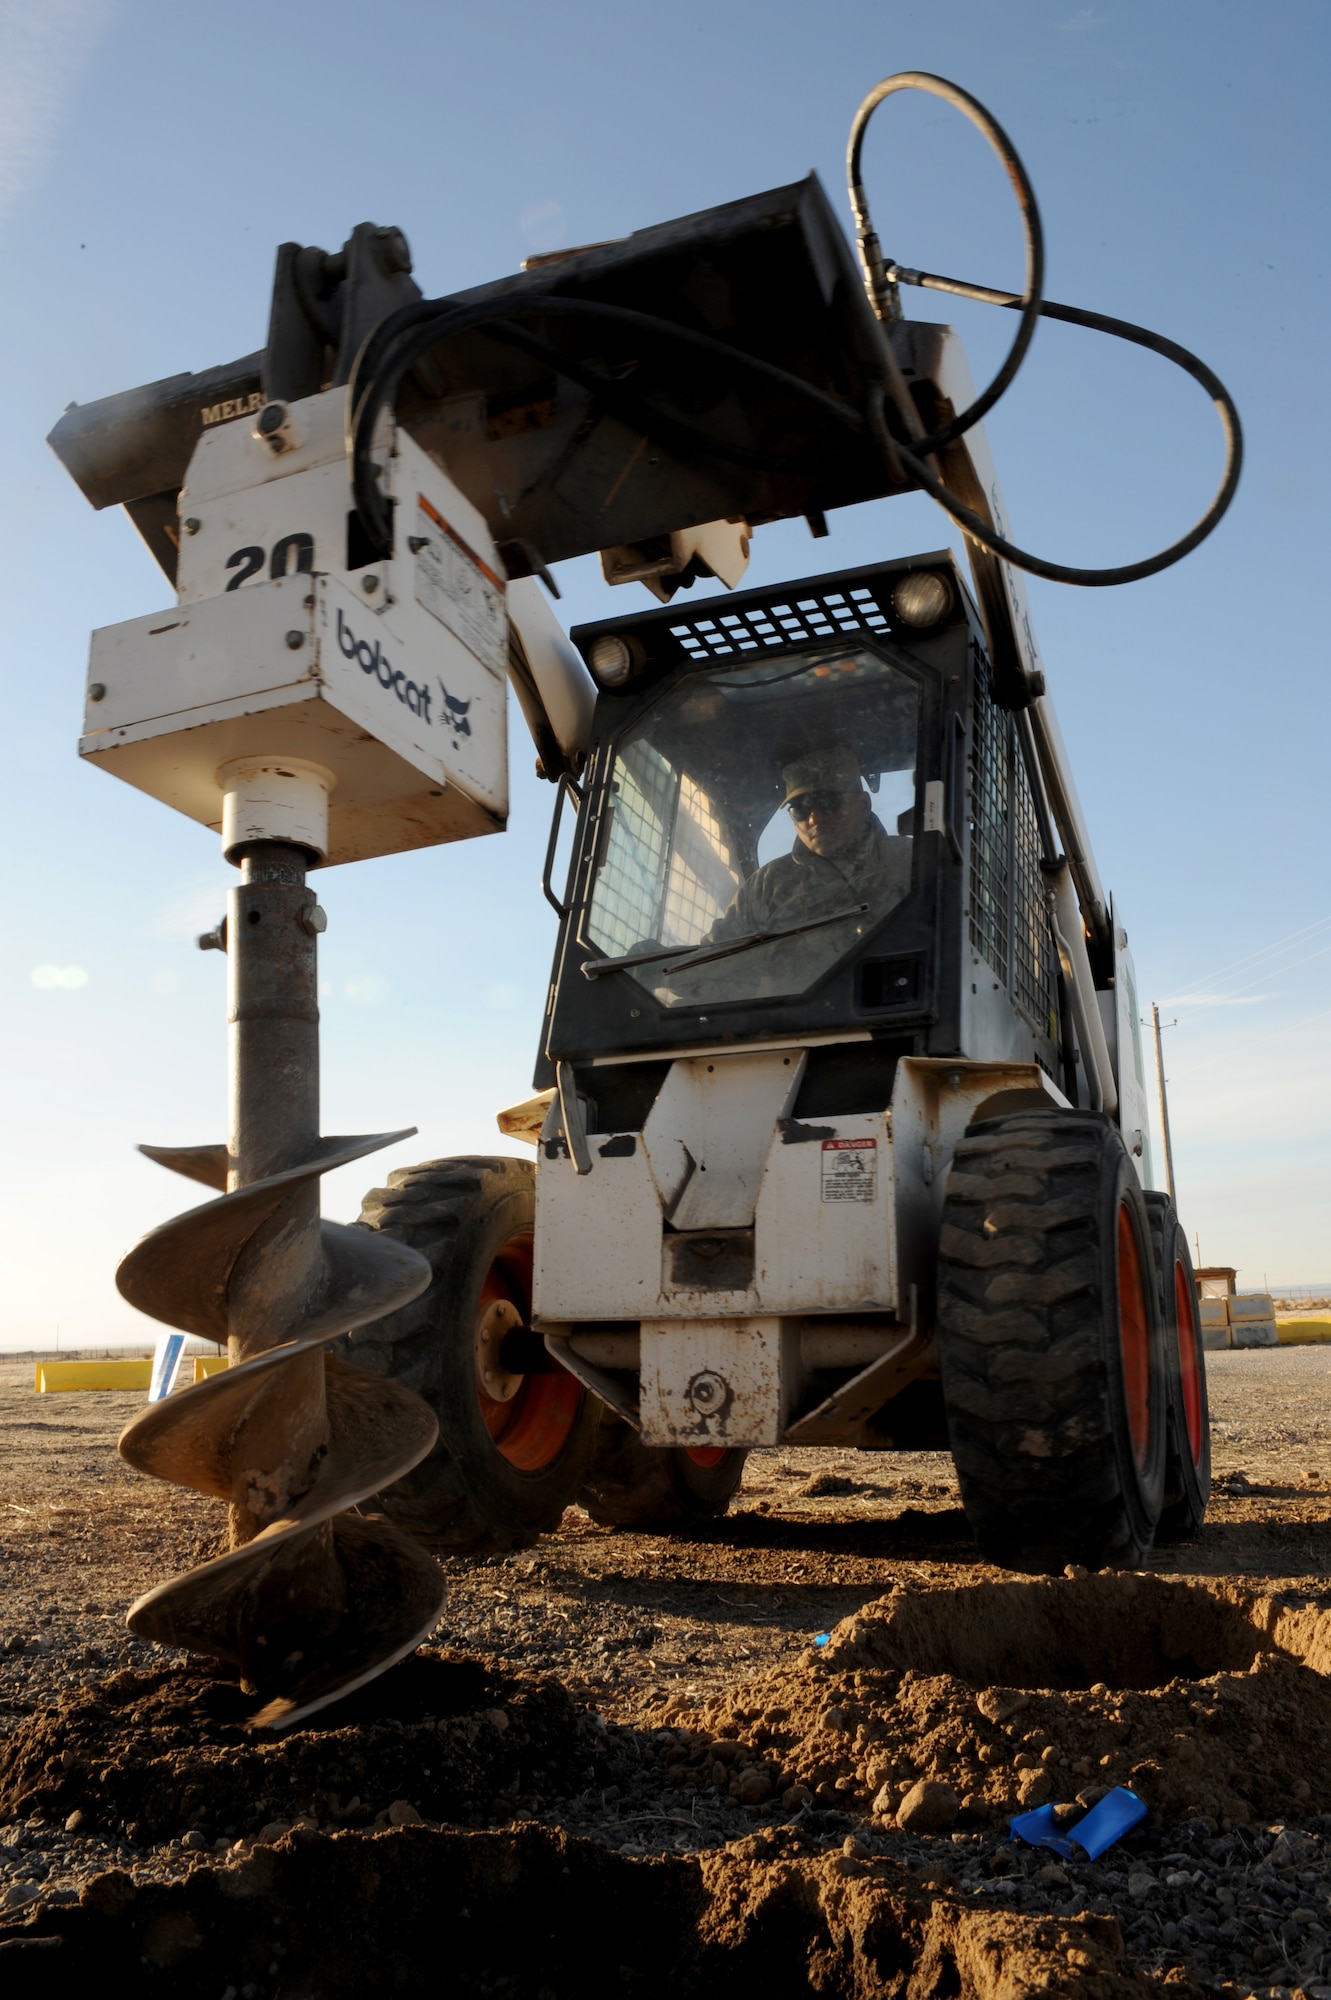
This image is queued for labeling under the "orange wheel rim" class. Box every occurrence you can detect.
[1173,1257,1204,1467]
[1116,1203,1152,1473]
[684,1446,727,1469]
[474,1233,581,1472]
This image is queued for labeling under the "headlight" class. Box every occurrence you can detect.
[891,570,954,628]
[587,634,635,688]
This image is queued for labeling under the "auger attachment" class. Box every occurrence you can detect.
[116,777,445,1728]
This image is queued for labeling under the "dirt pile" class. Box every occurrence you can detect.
[0,1820,1174,2000]
[0,1650,601,1842]
[645,1575,1331,1827]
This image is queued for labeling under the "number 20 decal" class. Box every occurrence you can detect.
[224,532,315,590]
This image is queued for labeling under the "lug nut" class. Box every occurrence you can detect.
[88,682,106,703]
[285,630,305,650]
[182,518,200,536]
[362,576,380,594]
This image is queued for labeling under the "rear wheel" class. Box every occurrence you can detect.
[1145,1191,1211,1542]
[936,1108,1168,1571]
[336,1156,600,1553]
[579,1412,748,1529]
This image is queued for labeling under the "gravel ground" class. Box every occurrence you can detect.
[4,1345,1331,1994]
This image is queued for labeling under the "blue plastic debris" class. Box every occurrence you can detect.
[1010,1786,1147,1860]
[813,1632,831,1648]
[148,1331,188,1403]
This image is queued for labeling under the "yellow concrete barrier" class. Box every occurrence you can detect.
[34,1359,152,1392]
[192,1356,230,1380]
[1277,1317,1331,1346]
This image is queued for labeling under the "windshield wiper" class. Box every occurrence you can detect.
[581,902,869,981]
[581,939,691,980]
[661,903,869,972]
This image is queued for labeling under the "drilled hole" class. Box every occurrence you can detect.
[822,1574,1319,1690]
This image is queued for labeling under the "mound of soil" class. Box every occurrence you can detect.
[643,1575,1331,1826]
[821,1573,1331,1684]
[0,1820,1172,2000]
[0,1650,603,1842]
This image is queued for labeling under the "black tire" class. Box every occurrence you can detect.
[336,1156,600,1553]
[1145,1191,1212,1542]
[936,1108,1168,1572]
[579,1410,748,1529]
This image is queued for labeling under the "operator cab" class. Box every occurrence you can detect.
[537,552,1062,1108]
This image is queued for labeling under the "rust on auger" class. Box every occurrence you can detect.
[115,836,444,1729]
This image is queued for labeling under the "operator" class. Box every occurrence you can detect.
[706,744,912,943]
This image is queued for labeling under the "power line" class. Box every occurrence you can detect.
[1177,913,1331,996]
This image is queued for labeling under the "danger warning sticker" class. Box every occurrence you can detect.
[820,1137,878,1203]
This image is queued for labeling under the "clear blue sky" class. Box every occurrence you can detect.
[2,0,1327,1346]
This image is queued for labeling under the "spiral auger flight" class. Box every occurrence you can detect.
[115,836,446,1730]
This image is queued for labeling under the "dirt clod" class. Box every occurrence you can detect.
[896,1779,959,1833]
[800,1473,858,1498]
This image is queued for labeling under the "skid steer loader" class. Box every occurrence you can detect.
[341,525,1210,1573]
[51,72,1228,1719]
[319,82,1225,1583]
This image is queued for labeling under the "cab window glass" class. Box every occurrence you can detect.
[583,644,923,1007]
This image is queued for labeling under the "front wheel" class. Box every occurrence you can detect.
[936,1108,1168,1571]
[337,1156,600,1553]
[579,1412,748,1529]
[1145,1191,1211,1542]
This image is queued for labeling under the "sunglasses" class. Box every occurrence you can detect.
[787,788,857,821]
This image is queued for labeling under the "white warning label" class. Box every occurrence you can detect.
[413,493,507,677]
[820,1137,878,1203]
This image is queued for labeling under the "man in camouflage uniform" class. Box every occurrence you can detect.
[707,744,912,942]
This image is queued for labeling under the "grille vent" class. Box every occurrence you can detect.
[669,582,894,659]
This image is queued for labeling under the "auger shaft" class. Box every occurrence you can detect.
[223,841,347,1671]
[226,843,326,1544]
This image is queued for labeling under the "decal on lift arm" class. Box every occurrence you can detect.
[413,493,507,677]
[820,1137,877,1203]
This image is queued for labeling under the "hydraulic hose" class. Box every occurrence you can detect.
[847,70,1045,455]
[846,70,1243,586]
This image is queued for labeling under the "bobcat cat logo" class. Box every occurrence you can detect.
[437,680,472,737]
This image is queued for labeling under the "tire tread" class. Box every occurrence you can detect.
[937,1109,1165,1570]
[337,1155,594,1554]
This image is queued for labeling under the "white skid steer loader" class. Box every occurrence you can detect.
[325,83,1230,1582]
[345,507,1210,1572]
[52,75,1230,1721]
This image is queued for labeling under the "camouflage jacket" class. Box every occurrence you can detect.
[707,816,912,943]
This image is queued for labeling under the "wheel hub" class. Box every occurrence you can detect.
[476,1297,524,1402]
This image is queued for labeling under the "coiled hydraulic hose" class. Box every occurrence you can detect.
[846,70,1243,586]
[347,73,1240,590]
[848,71,1046,456]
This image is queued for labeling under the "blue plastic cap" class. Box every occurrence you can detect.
[1010,1786,1147,1861]
[1070,1787,1148,1859]
[813,1632,831,1647]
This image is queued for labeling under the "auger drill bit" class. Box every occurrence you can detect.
[116,838,445,1728]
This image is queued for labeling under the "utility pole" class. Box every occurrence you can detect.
[1150,1002,1178,1204]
